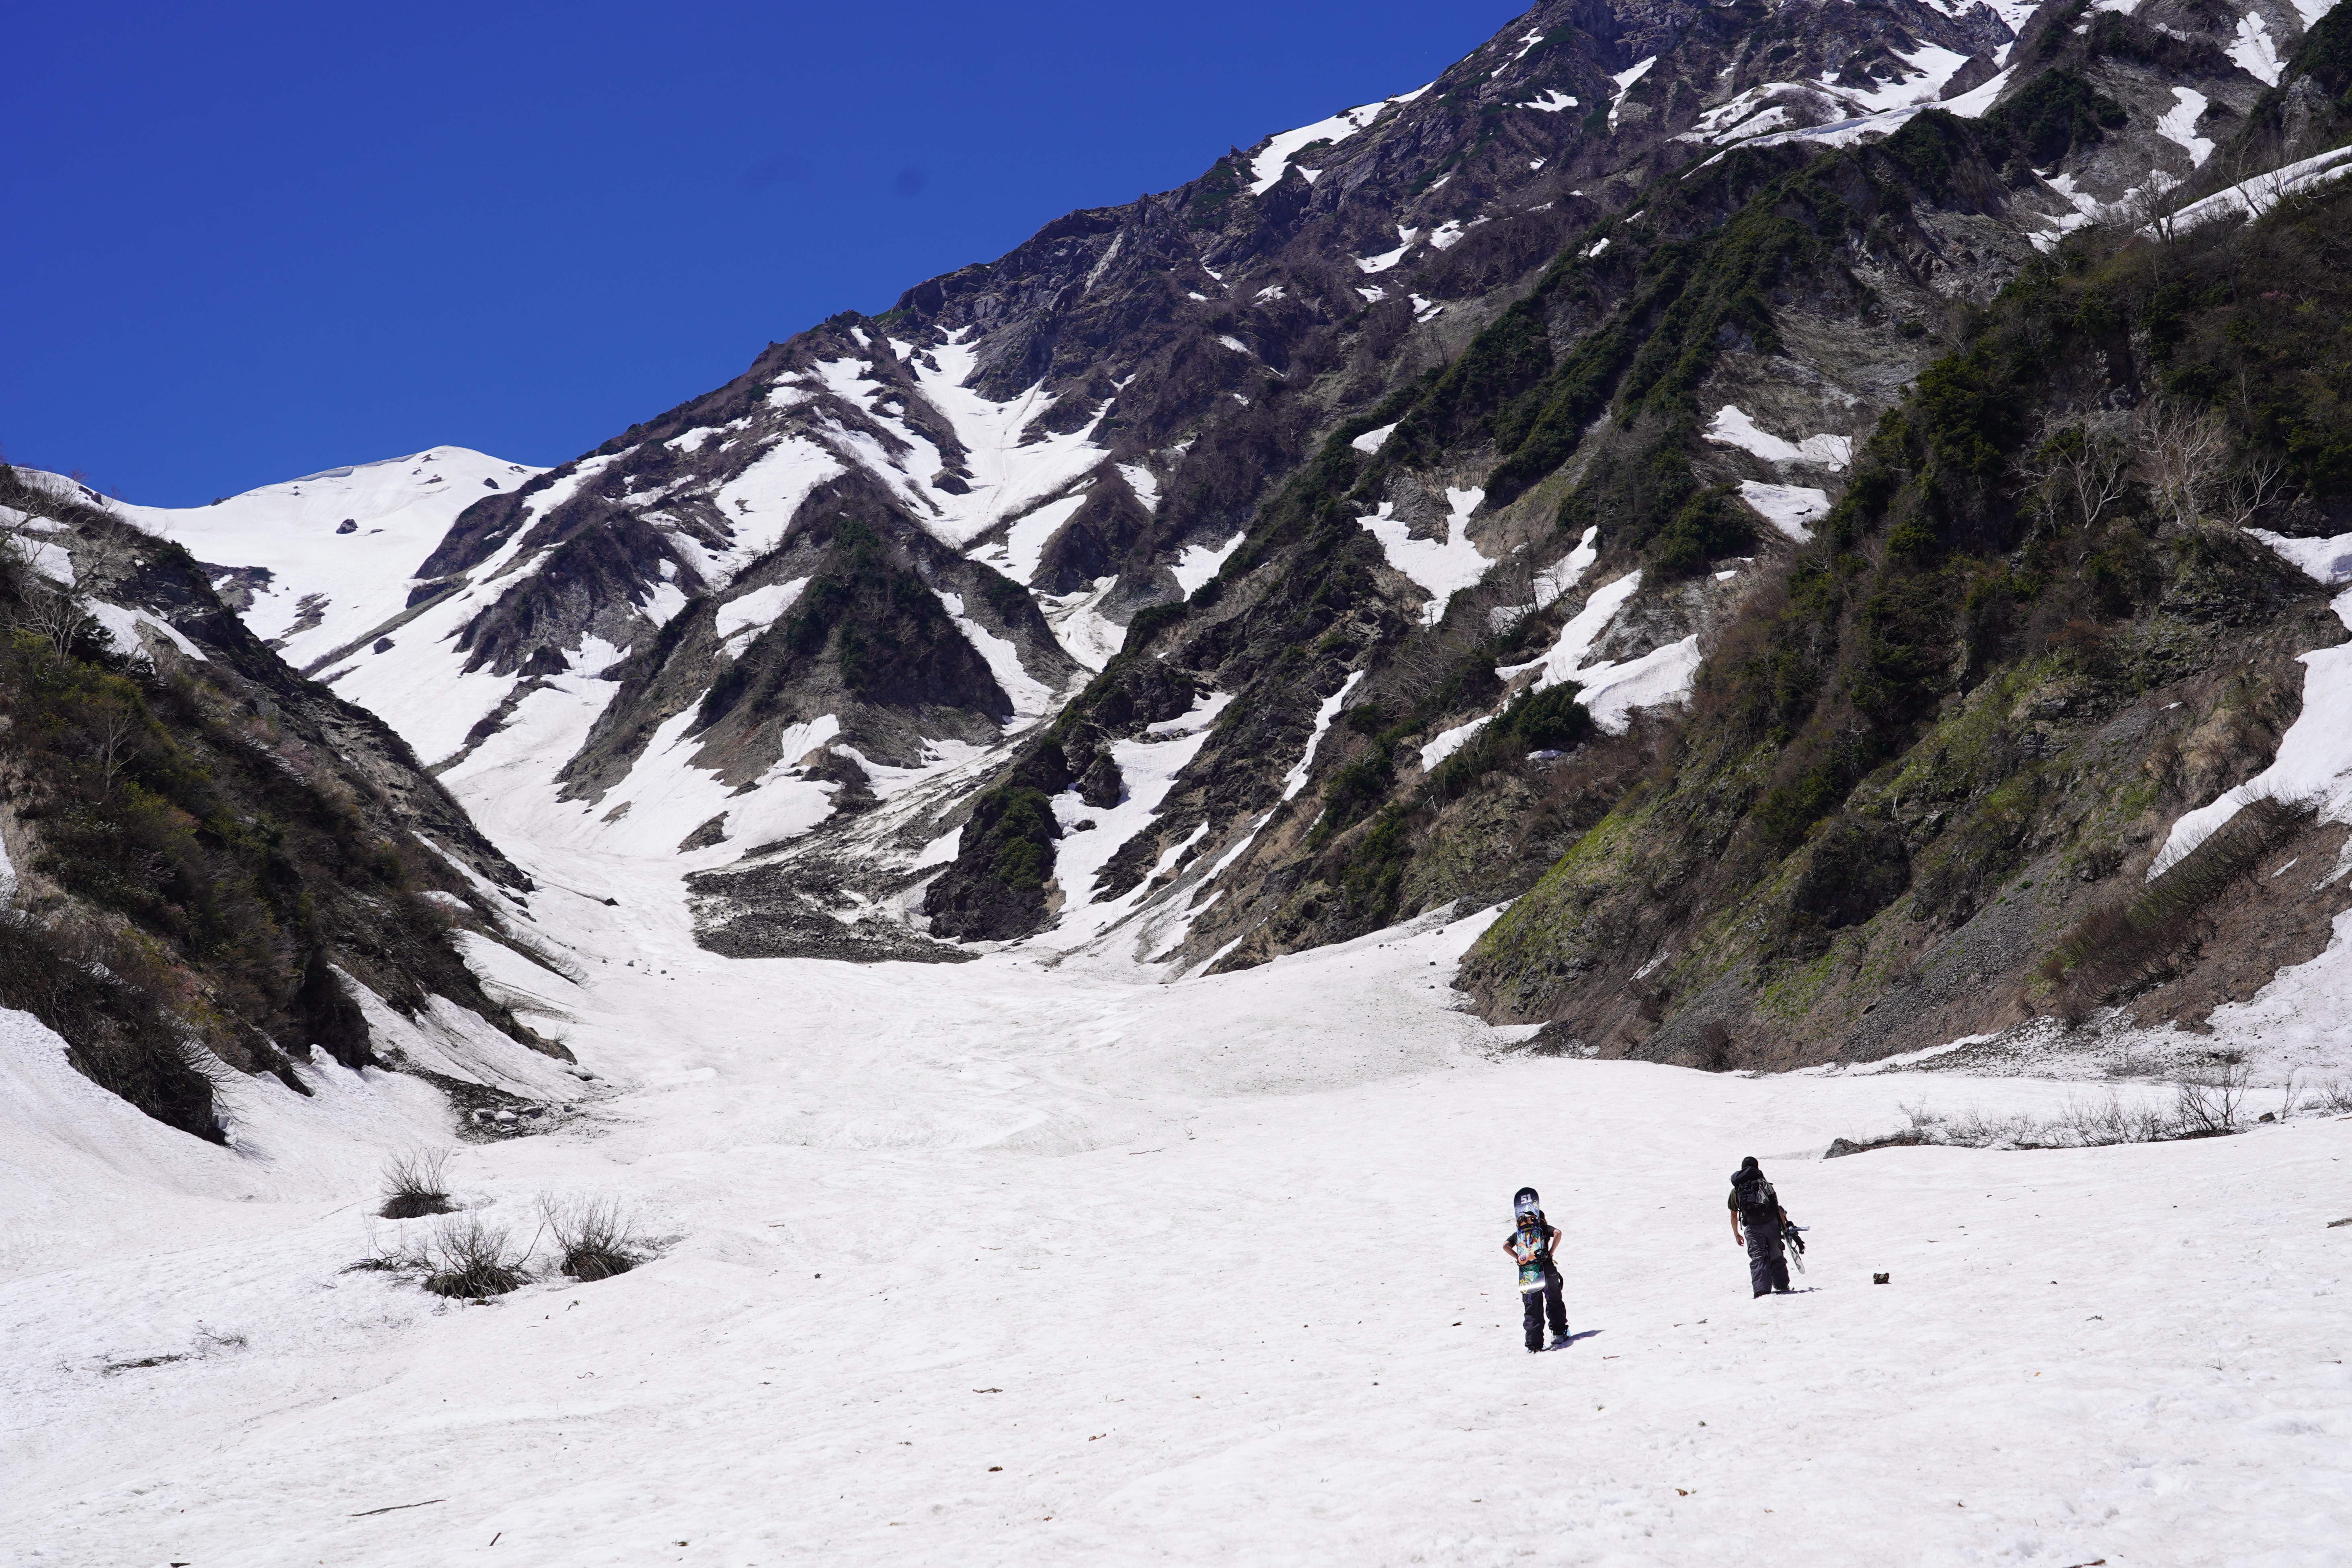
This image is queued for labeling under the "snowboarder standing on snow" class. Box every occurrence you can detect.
[1504,1187,1570,1353]
[1729,1156,1795,1297]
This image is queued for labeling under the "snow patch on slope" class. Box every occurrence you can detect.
[937,591,1058,724]
[1047,694,1230,944]
[1421,714,1494,771]
[2150,535,2352,875]
[1285,671,1365,803]
[1247,88,1425,195]
[1738,480,1832,543]
[714,578,810,650]
[1358,488,1493,626]
[1498,569,1704,732]
[87,601,207,663]
[892,336,1110,551]
[2156,88,2215,167]
[1355,228,1419,274]
[1705,405,1853,468]
[2159,143,2352,235]
[1608,57,1657,131]
[2230,11,2285,84]
[1171,533,1244,596]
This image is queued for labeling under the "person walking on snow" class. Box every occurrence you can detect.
[1505,1187,1569,1353]
[1729,1156,1795,1297]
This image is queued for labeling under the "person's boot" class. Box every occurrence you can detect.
[1548,1332,1571,1350]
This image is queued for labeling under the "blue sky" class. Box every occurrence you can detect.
[4,2,1525,505]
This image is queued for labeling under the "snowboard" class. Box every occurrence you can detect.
[1782,1219,1808,1274]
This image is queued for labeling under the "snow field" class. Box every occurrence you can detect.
[6,880,2349,1566]
[118,447,542,657]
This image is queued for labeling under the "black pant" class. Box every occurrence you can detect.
[1745,1224,1790,1297]
[1522,1265,1567,1349]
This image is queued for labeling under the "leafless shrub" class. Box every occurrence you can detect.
[2134,398,2233,529]
[2214,451,2290,529]
[2276,1069,2304,1121]
[542,1195,647,1282]
[2174,1061,2252,1136]
[14,585,92,657]
[2116,173,2187,245]
[346,1224,427,1273]
[2055,1092,2172,1146]
[2018,409,2131,533]
[70,514,137,595]
[378,1149,454,1220]
[1886,1086,2228,1151]
[90,698,147,795]
[2303,1076,2352,1115]
[421,1215,531,1297]
[1899,1102,2040,1148]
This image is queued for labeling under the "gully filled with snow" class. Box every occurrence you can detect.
[4,806,2348,1565]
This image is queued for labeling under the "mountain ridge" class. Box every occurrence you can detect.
[57,0,2352,1121]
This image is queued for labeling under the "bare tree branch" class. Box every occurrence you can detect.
[2133,398,2232,530]
[2215,452,2290,530]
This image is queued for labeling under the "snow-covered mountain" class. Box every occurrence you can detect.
[13,4,2352,1562]
[72,0,2352,1036]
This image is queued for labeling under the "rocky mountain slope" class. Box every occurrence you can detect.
[124,0,2352,1084]
[0,465,583,1138]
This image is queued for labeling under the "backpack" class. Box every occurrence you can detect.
[1734,1173,1778,1222]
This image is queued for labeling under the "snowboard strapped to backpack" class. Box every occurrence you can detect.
[1510,1187,1553,1294]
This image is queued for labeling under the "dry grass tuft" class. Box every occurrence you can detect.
[378,1149,454,1220]
[421,1215,531,1298]
[543,1196,648,1282]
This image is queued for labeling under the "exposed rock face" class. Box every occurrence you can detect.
[155,0,2352,1066]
